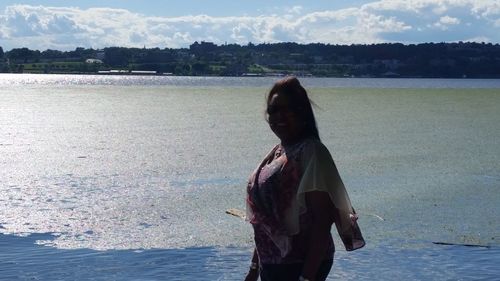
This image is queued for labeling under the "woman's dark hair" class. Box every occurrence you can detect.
[266,76,320,140]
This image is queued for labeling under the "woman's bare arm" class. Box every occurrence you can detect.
[302,191,335,280]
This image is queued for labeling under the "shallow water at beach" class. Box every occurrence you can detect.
[1,75,499,280]
[2,234,499,280]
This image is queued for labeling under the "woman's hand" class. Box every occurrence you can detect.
[245,248,259,281]
[244,268,259,281]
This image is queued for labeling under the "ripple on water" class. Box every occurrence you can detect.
[1,233,499,280]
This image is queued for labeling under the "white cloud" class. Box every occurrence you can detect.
[0,1,499,51]
[439,15,460,25]
[432,15,461,30]
[464,36,491,43]
[359,0,499,42]
[361,14,412,32]
[470,1,500,17]
[432,4,448,15]
[286,6,303,15]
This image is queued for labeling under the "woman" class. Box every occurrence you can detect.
[245,77,365,281]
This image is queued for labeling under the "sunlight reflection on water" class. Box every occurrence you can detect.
[1,73,500,88]
[1,75,499,279]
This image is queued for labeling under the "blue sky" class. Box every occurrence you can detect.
[0,1,372,17]
[1,0,499,51]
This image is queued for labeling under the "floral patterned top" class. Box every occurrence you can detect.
[246,138,365,264]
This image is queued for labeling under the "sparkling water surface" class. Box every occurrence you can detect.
[2,73,500,88]
[1,74,499,280]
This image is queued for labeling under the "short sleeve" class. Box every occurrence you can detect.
[297,139,365,251]
[297,140,350,212]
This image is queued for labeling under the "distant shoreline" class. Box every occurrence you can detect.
[2,72,500,79]
[2,42,500,78]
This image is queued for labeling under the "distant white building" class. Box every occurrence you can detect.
[130,70,157,75]
[85,58,103,64]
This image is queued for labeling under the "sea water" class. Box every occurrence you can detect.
[1,74,499,280]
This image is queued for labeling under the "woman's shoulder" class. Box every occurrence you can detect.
[301,138,330,155]
[263,143,281,156]
[299,138,337,168]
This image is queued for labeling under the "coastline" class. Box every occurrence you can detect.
[3,71,500,79]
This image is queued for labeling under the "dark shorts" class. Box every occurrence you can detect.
[260,259,334,281]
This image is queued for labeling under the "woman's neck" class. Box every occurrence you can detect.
[280,136,306,147]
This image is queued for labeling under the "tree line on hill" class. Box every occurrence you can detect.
[0,41,499,78]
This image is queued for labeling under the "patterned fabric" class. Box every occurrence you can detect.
[246,138,365,264]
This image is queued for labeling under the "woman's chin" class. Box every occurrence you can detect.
[271,129,289,140]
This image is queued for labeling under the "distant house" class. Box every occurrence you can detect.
[219,52,235,59]
[85,58,103,64]
[313,56,324,63]
[382,71,401,77]
[376,59,400,70]
[96,51,105,60]
[130,70,157,75]
[175,51,190,59]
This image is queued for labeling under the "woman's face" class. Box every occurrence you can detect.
[267,92,305,145]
